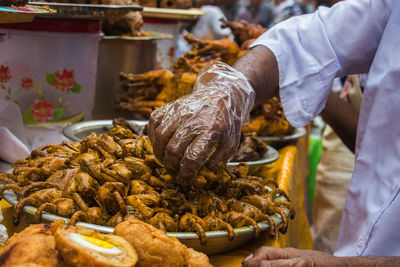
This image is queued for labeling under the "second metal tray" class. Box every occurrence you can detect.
[29,2,142,19]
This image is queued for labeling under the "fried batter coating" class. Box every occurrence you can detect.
[0,224,59,267]
[52,222,138,267]
[114,219,212,267]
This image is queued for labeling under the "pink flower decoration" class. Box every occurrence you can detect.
[21,77,34,90]
[0,65,11,83]
[53,69,76,92]
[30,100,54,122]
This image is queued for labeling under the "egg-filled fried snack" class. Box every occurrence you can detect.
[53,223,138,267]
[0,224,59,267]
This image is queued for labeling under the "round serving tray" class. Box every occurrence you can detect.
[28,2,142,19]
[258,127,307,142]
[1,184,288,255]
[0,5,57,23]
[63,119,147,141]
[103,31,172,41]
[227,148,279,167]
[142,7,205,20]
[63,120,279,166]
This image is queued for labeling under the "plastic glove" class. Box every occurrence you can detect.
[148,61,255,186]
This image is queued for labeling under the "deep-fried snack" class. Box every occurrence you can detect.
[0,125,294,244]
[232,132,269,162]
[52,222,138,267]
[0,224,59,267]
[114,219,212,267]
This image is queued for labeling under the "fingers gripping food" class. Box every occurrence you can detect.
[148,61,256,186]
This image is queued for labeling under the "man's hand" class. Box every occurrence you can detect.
[148,62,255,186]
[242,246,400,267]
[242,247,343,267]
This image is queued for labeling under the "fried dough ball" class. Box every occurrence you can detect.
[114,219,211,267]
[52,222,138,267]
[0,224,59,267]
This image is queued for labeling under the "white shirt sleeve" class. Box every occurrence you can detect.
[250,0,393,127]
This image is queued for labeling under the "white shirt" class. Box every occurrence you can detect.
[251,0,400,256]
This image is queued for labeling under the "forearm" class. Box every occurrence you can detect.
[233,45,279,103]
[339,256,400,266]
[321,91,358,153]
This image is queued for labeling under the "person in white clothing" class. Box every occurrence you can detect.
[148,0,400,264]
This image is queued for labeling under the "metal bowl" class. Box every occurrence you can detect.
[258,127,306,142]
[1,186,288,255]
[28,2,142,19]
[62,120,147,141]
[63,120,278,164]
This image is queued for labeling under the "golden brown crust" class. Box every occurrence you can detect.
[53,224,137,267]
[0,224,60,267]
[114,219,212,267]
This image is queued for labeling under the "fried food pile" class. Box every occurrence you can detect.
[103,11,153,37]
[0,219,211,267]
[0,125,294,245]
[221,19,267,49]
[242,97,295,138]
[116,70,197,118]
[116,34,242,118]
[232,132,269,162]
[174,34,243,74]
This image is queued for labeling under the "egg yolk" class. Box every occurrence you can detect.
[82,235,114,249]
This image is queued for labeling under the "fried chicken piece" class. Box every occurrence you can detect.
[232,132,269,162]
[114,219,212,267]
[103,11,152,37]
[0,224,59,267]
[221,19,267,47]
[184,34,241,66]
[52,222,138,267]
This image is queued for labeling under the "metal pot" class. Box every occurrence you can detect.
[92,36,157,120]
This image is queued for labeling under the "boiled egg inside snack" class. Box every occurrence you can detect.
[54,223,138,267]
[70,233,122,255]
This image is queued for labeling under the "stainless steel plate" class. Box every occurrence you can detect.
[227,147,279,167]
[62,120,147,141]
[29,2,142,19]
[258,127,306,142]
[103,31,172,41]
[1,184,288,255]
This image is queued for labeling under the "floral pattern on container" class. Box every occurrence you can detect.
[46,69,82,93]
[21,77,34,90]
[22,100,64,124]
[0,64,81,124]
[0,64,11,84]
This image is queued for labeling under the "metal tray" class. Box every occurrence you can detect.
[227,148,279,167]
[142,7,205,20]
[1,183,288,255]
[103,31,172,41]
[258,127,307,142]
[0,5,57,23]
[63,119,147,141]
[28,2,142,19]
[63,120,279,166]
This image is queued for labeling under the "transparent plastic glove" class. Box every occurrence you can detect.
[148,61,255,186]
